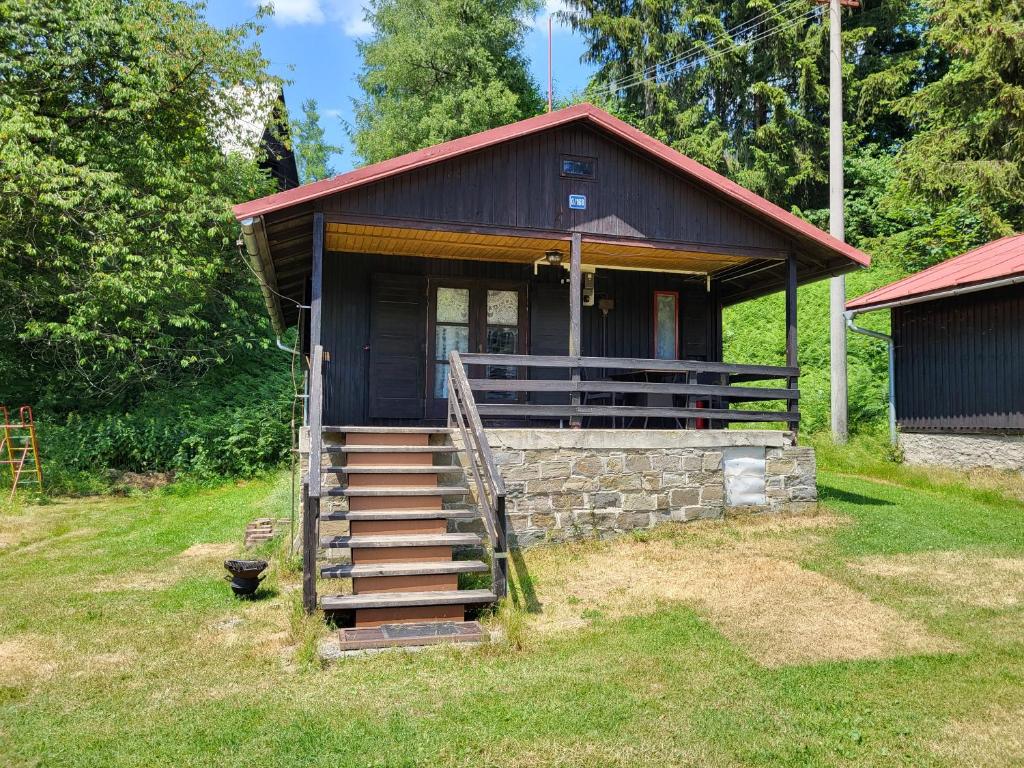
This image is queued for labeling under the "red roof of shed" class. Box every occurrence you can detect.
[233,103,869,268]
[847,234,1024,311]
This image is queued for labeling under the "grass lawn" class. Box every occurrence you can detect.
[2,443,1023,767]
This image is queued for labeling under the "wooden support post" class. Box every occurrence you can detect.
[303,212,324,614]
[493,496,509,599]
[785,252,800,435]
[569,233,582,428]
[302,484,318,613]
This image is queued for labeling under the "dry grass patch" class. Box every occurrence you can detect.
[851,551,1024,609]
[517,517,954,667]
[932,704,1024,767]
[177,542,236,560]
[0,634,59,685]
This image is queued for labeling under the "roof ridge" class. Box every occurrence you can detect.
[233,101,869,269]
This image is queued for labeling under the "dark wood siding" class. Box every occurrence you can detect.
[893,284,1024,432]
[322,124,791,255]
[321,253,718,425]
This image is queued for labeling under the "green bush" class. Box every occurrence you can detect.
[33,347,295,494]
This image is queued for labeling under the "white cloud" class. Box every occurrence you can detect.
[262,0,326,25]
[528,0,571,30]
[333,2,373,37]
[257,0,370,35]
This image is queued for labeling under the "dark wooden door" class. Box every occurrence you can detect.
[368,274,427,419]
[426,280,527,418]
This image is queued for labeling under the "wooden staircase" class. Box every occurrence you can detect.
[311,427,498,650]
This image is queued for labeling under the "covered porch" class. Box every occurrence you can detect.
[300,215,802,432]
[234,104,869,631]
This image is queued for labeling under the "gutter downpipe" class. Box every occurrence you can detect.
[844,310,896,445]
[239,216,290,347]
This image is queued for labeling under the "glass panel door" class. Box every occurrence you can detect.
[427,281,525,418]
[433,286,470,399]
[653,291,679,360]
[484,290,520,401]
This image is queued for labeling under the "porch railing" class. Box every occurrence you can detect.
[454,351,800,431]
[446,351,508,599]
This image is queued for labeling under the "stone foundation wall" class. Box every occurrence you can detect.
[455,430,817,547]
[900,432,1024,471]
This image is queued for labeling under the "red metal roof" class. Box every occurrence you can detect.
[233,102,869,268]
[847,234,1024,311]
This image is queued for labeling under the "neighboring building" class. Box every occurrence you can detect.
[847,234,1024,471]
[217,83,299,192]
[234,103,870,648]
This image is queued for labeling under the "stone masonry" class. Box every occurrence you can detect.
[453,429,817,547]
[900,431,1024,472]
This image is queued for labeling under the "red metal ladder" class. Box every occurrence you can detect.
[1,406,43,500]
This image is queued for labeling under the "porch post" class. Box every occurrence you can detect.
[785,252,800,435]
[569,233,582,428]
[304,211,324,614]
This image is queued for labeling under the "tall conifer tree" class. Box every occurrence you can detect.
[352,0,545,164]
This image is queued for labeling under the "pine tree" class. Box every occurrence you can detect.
[878,0,1024,270]
[563,0,932,213]
[293,98,341,182]
[351,0,545,164]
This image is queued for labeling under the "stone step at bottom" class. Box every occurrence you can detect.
[330,621,486,652]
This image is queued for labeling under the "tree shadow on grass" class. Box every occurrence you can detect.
[819,483,895,507]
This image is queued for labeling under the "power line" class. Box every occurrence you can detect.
[607,0,811,93]
[605,0,818,97]
[610,4,817,96]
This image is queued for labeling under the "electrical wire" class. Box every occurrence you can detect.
[606,0,810,94]
[605,0,818,97]
[235,240,310,311]
[604,0,814,94]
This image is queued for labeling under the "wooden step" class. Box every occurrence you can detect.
[321,508,477,521]
[320,533,482,549]
[323,445,459,454]
[320,560,489,578]
[323,426,452,434]
[320,589,496,611]
[324,486,470,497]
[324,465,463,474]
[332,621,486,651]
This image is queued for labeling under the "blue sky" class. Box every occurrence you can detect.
[202,1,596,175]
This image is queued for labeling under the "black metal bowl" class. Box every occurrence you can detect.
[224,558,268,580]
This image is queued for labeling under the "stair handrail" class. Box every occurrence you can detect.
[447,350,508,599]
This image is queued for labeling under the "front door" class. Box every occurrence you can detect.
[427,280,527,418]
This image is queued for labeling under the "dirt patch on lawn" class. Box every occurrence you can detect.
[932,704,1024,767]
[93,542,239,593]
[0,635,59,685]
[178,542,236,560]
[851,551,1024,609]
[520,522,954,667]
[93,570,182,592]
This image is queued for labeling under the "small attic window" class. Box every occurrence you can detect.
[560,155,596,180]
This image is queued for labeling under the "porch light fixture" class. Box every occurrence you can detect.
[544,249,563,265]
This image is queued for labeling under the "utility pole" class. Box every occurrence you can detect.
[824,0,855,443]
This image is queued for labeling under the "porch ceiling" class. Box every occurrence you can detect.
[324,222,751,274]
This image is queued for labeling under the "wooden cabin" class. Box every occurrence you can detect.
[847,234,1024,471]
[235,104,869,650]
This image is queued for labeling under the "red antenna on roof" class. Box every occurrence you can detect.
[547,14,553,112]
